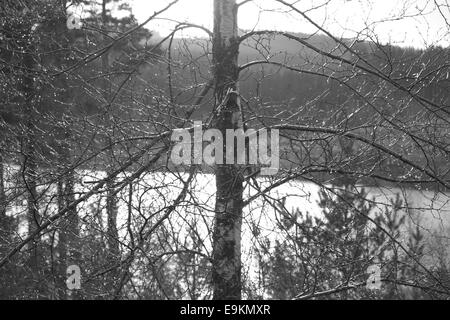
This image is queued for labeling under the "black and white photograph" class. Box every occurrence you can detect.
[0,0,449,304]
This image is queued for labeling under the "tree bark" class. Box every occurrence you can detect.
[0,153,5,219]
[57,179,67,299]
[0,152,7,249]
[102,0,120,295]
[211,0,243,300]
[21,30,41,294]
[48,2,82,298]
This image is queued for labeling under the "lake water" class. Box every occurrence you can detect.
[3,166,450,275]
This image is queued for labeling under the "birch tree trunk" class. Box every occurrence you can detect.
[211,0,243,300]
[45,3,82,298]
[0,153,5,219]
[102,0,120,294]
[0,152,7,247]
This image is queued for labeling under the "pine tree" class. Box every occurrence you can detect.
[264,184,425,299]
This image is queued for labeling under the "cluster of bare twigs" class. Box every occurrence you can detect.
[0,0,449,300]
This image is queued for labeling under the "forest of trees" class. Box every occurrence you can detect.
[0,0,449,300]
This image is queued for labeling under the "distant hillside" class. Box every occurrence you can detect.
[1,30,448,186]
[148,32,449,122]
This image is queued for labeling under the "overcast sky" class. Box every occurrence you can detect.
[120,0,449,48]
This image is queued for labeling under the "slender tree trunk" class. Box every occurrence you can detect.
[49,2,81,299]
[0,153,5,219]
[56,156,80,297]
[25,103,40,295]
[211,0,243,300]
[0,152,7,247]
[25,132,38,267]
[57,179,67,299]
[102,0,120,295]
[65,167,80,299]
[0,148,12,299]
[106,182,119,258]
[21,33,42,297]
